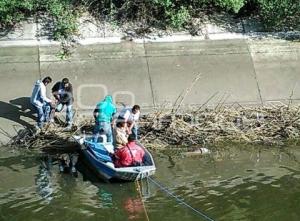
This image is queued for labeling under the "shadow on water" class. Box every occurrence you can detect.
[38,151,155,188]
[2,145,300,221]
[38,153,79,177]
[35,152,152,221]
[0,153,38,171]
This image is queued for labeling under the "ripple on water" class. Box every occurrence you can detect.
[1,146,300,221]
[0,186,54,216]
[221,176,244,189]
[246,185,258,190]
[207,190,223,196]
[0,187,38,206]
[293,174,300,179]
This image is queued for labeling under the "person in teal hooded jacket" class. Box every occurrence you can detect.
[93,95,117,143]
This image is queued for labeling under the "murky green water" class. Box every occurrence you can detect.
[1,145,300,221]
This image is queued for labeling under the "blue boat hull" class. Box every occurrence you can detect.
[75,137,156,182]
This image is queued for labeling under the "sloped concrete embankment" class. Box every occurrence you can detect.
[0,39,300,144]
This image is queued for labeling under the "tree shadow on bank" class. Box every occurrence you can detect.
[196,1,300,41]
[0,27,13,38]
[0,97,36,139]
[9,97,36,121]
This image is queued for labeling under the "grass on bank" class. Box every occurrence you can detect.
[0,0,79,40]
[0,0,299,41]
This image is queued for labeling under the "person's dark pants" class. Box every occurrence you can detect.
[55,101,73,126]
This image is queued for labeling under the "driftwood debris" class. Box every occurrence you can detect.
[9,119,93,151]
[139,104,300,148]
[8,103,300,150]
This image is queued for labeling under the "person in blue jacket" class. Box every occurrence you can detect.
[93,95,117,143]
[30,76,53,129]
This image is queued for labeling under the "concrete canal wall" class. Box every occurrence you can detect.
[0,39,300,144]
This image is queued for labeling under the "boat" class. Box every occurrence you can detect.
[73,135,156,182]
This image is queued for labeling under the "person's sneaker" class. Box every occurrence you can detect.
[59,165,64,173]
[71,166,78,177]
[71,166,76,173]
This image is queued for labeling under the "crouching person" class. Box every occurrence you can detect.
[52,78,74,130]
[118,105,140,140]
[114,134,145,168]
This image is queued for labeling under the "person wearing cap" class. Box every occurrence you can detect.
[93,95,117,143]
[51,78,74,129]
[118,105,140,140]
[30,76,53,129]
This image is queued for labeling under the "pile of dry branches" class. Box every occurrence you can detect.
[9,119,94,151]
[139,104,300,148]
[9,102,300,150]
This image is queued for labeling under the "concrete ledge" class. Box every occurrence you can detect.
[1,31,300,48]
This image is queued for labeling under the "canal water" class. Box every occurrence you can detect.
[1,145,300,221]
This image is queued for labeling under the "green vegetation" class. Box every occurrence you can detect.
[0,0,299,40]
[45,0,79,40]
[0,0,79,40]
[0,0,35,26]
[214,0,246,13]
[256,0,300,31]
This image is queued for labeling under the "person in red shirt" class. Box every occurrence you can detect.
[114,134,145,167]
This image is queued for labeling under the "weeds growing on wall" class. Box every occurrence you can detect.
[0,0,299,40]
[256,0,300,31]
[0,0,36,27]
[44,0,80,40]
[0,0,80,40]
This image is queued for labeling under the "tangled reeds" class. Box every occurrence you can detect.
[9,118,94,151]
[139,103,300,148]
[9,103,300,150]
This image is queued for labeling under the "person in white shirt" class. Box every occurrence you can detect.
[30,76,53,128]
[118,105,140,140]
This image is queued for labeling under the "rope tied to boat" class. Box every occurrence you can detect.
[147,177,215,221]
[135,180,150,221]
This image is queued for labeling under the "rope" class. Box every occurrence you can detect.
[135,180,150,221]
[147,177,215,221]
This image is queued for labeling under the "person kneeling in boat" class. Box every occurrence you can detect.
[114,134,145,167]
